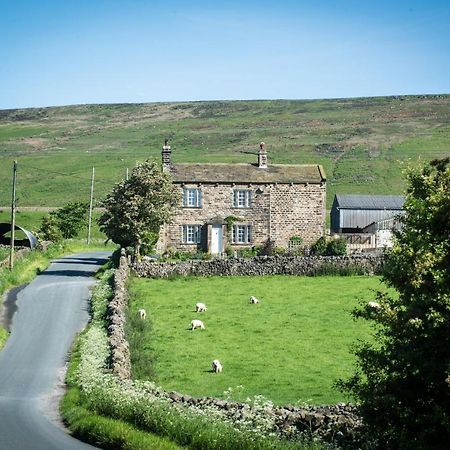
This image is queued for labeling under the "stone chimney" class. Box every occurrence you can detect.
[162,139,172,172]
[258,142,268,168]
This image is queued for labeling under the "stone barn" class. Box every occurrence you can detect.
[158,142,326,255]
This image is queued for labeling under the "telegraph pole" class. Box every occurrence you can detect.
[87,166,95,245]
[9,160,17,270]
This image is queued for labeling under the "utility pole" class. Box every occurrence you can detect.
[87,166,95,245]
[126,168,129,181]
[9,160,17,270]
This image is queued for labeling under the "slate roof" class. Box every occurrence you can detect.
[334,194,405,210]
[170,163,326,184]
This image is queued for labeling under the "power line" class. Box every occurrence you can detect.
[18,163,118,187]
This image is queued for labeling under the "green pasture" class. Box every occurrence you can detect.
[1,96,449,208]
[128,275,386,405]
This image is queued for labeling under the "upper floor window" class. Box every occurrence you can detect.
[182,188,202,208]
[182,224,202,244]
[232,224,252,244]
[233,189,252,208]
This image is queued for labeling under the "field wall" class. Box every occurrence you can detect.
[109,253,363,445]
[133,255,383,278]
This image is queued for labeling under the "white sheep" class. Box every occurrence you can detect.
[195,302,207,313]
[191,319,205,330]
[212,359,223,373]
[367,301,381,309]
[138,309,147,319]
[249,295,260,304]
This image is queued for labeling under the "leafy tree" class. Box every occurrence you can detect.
[98,159,179,257]
[53,202,89,238]
[38,214,62,242]
[38,202,88,240]
[338,158,450,449]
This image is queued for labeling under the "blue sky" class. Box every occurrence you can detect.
[1,0,449,109]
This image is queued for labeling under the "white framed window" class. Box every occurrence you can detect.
[182,225,202,244]
[233,189,252,208]
[182,188,202,208]
[232,225,252,244]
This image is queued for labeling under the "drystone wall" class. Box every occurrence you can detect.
[108,252,363,445]
[0,246,30,268]
[133,255,382,278]
[107,250,131,380]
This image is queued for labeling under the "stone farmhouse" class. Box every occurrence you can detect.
[158,141,326,255]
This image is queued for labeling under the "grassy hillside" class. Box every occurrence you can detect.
[0,96,449,209]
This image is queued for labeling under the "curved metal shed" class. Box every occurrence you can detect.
[0,223,38,249]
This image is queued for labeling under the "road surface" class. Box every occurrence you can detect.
[0,251,111,450]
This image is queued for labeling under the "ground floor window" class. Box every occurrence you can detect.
[232,224,252,244]
[182,224,202,244]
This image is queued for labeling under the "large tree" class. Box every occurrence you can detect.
[98,160,179,257]
[339,158,450,449]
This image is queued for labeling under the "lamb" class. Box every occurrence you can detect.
[138,309,147,319]
[367,301,381,309]
[212,359,223,373]
[195,302,207,313]
[191,319,205,330]
[249,295,260,304]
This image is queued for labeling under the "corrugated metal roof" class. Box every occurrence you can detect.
[335,194,405,210]
[170,163,326,184]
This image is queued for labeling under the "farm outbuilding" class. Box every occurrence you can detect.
[330,194,405,233]
[0,223,38,249]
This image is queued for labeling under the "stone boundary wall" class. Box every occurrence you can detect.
[0,246,31,269]
[133,255,383,278]
[107,251,363,444]
[107,250,132,380]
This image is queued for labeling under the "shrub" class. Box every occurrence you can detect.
[326,237,347,256]
[310,236,327,256]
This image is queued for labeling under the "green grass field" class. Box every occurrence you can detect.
[127,275,385,406]
[1,96,449,209]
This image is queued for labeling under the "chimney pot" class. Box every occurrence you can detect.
[162,139,172,172]
[258,141,268,168]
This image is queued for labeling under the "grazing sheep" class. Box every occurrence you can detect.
[195,302,207,313]
[212,359,223,373]
[191,319,205,330]
[138,309,146,319]
[368,301,381,309]
[249,295,260,304]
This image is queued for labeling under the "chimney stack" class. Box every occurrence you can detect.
[258,142,267,168]
[162,139,172,172]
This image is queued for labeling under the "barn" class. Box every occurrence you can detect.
[330,194,405,234]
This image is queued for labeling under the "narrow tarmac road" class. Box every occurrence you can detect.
[0,251,111,450]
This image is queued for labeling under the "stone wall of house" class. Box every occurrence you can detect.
[133,255,382,278]
[270,183,326,247]
[162,182,325,252]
